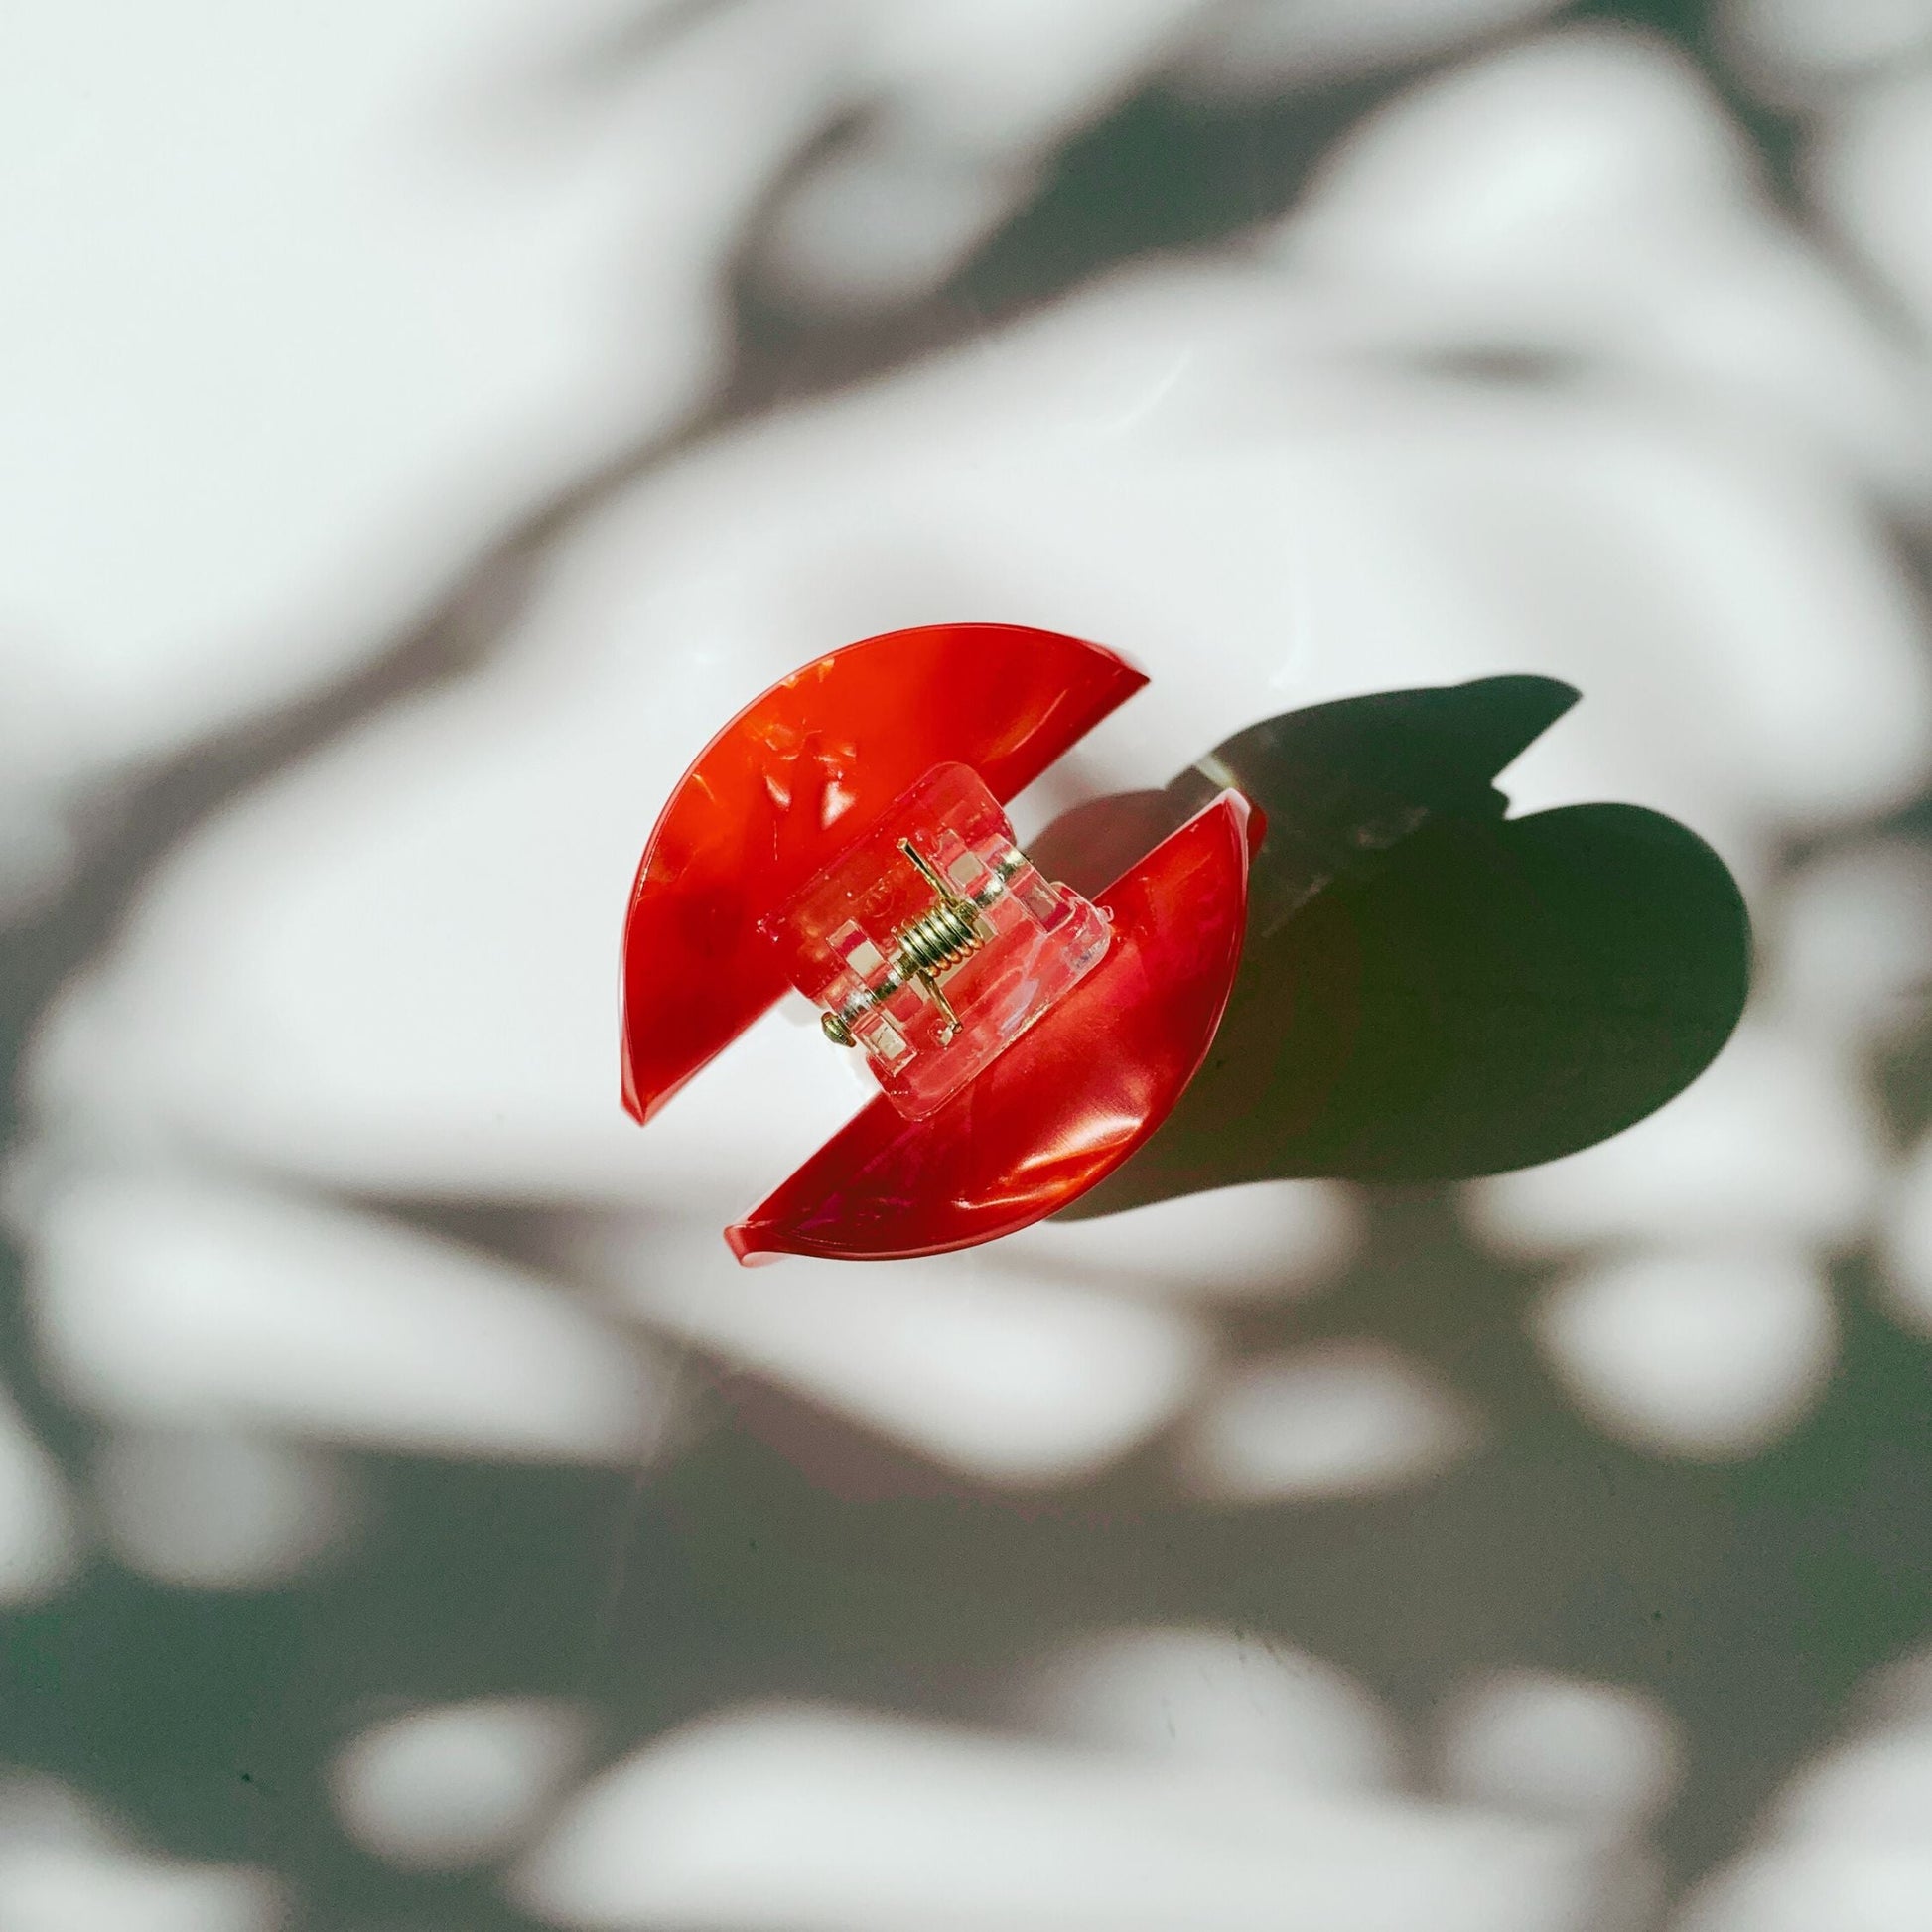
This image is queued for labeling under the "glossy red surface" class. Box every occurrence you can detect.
[621,624,1147,1122]
[726,790,1253,1262]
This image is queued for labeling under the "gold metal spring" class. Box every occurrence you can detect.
[821,839,1025,1049]
[894,897,983,978]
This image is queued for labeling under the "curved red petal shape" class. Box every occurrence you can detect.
[726,791,1253,1262]
[621,624,1147,1123]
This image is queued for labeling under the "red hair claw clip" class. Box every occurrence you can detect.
[621,623,1255,1262]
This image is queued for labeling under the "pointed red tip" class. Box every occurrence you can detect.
[723,1220,784,1265]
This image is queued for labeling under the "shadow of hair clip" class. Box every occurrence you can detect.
[1033,676,1751,1217]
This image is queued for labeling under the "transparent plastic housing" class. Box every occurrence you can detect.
[762,762,1109,1117]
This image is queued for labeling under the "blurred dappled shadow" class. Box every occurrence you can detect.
[3,5,1932,1931]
